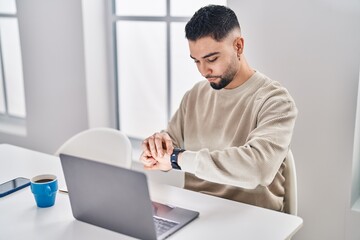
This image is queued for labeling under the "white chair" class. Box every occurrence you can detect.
[55,128,132,168]
[283,150,298,216]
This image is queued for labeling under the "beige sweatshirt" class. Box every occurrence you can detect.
[166,71,298,211]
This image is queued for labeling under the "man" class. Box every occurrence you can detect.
[140,5,297,212]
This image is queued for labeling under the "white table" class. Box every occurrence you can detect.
[0,144,303,240]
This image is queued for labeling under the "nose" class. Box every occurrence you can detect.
[198,63,212,77]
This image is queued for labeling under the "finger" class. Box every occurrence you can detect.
[143,148,152,157]
[140,151,155,166]
[141,140,152,157]
[161,132,174,155]
[141,139,149,151]
[139,151,149,161]
[142,138,154,156]
[147,135,158,157]
[153,133,165,157]
[140,152,158,169]
[164,139,174,155]
[141,157,156,167]
[144,163,159,170]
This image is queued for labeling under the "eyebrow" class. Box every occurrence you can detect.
[190,52,220,60]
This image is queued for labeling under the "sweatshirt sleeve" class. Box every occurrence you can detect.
[179,92,298,189]
[164,91,189,148]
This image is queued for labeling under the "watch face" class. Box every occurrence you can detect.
[171,153,178,164]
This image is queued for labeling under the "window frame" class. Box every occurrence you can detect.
[109,0,190,140]
[0,9,26,135]
[109,0,227,142]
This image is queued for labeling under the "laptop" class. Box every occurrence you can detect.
[59,154,199,240]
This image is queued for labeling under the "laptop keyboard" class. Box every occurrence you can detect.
[153,216,179,236]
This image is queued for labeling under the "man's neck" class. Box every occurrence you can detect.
[225,57,254,89]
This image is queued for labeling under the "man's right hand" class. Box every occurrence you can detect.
[140,132,174,170]
[141,132,174,158]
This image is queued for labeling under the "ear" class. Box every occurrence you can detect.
[233,37,244,56]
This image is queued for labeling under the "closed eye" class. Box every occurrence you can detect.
[207,57,218,63]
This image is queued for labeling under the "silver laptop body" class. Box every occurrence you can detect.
[60,154,199,240]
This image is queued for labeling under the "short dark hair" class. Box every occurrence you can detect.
[185,5,241,41]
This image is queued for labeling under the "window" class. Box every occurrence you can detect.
[0,0,26,123]
[351,68,360,212]
[112,0,226,139]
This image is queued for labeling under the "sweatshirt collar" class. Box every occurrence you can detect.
[216,70,263,96]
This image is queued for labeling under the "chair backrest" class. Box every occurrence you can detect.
[55,128,132,168]
[283,150,298,215]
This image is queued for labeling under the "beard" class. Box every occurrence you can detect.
[210,76,233,90]
[207,59,239,90]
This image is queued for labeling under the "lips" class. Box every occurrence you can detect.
[206,77,219,82]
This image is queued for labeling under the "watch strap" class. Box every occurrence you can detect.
[170,148,185,170]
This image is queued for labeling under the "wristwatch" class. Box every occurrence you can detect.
[170,148,185,170]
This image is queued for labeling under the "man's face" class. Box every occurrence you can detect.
[188,35,240,90]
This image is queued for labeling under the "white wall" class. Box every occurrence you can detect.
[229,0,360,239]
[11,0,88,154]
[0,0,113,154]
